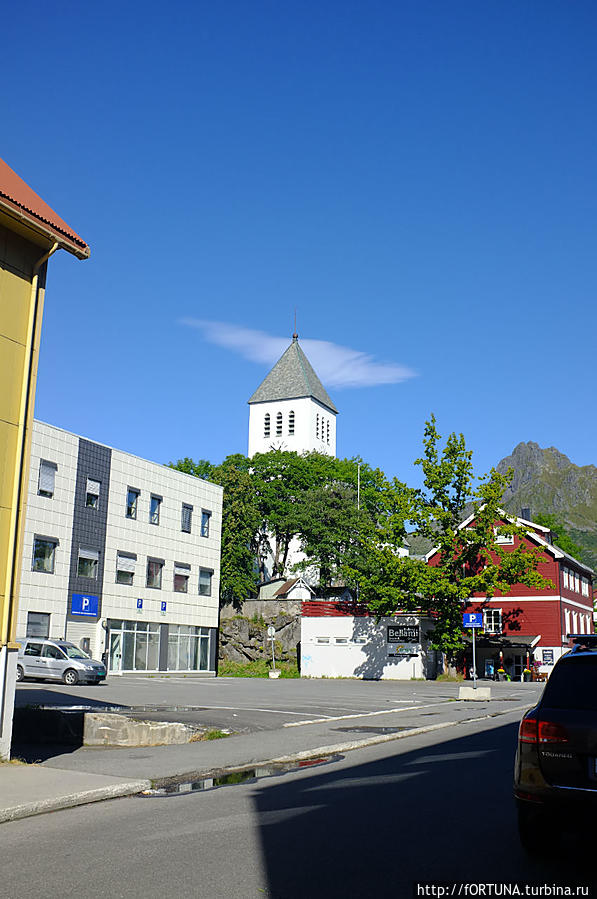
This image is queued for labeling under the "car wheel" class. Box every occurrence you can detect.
[16,665,24,682]
[63,668,79,686]
[517,801,550,855]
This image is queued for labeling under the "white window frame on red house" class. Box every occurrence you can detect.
[562,567,569,589]
[493,528,514,545]
[483,608,502,634]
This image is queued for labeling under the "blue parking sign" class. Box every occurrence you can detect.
[161,601,167,612]
[137,598,143,609]
[463,612,483,628]
[71,593,99,617]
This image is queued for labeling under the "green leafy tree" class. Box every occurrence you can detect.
[533,513,584,560]
[168,457,215,480]
[249,450,318,578]
[211,456,260,606]
[347,416,552,657]
[297,481,363,587]
[168,454,259,608]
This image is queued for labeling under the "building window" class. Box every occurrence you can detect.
[335,637,348,644]
[563,567,569,589]
[116,552,136,586]
[32,537,57,573]
[316,414,320,439]
[174,563,190,593]
[582,576,589,597]
[316,637,329,644]
[167,625,210,671]
[126,488,139,519]
[77,547,99,579]
[564,608,571,634]
[494,528,514,545]
[201,509,211,538]
[146,558,164,589]
[181,503,193,533]
[289,410,295,435]
[199,568,213,596]
[483,609,502,634]
[264,413,270,438]
[26,611,50,638]
[107,619,160,672]
[38,460,57,498]
[326,420,330,444]
[86,478,101,509]
[150,494,162,525]
[276,411,282,435]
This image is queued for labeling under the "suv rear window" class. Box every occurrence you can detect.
[541,656,597,711]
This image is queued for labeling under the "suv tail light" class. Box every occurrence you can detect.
[538,721,568,743]
[518,717,568,744]
[519,718,538,743]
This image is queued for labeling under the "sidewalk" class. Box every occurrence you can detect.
[1,691,531,823]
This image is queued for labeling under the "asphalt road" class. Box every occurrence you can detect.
[2,712,595,899]
[14,675,542,733]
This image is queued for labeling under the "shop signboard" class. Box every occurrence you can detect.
[387,624,420,643]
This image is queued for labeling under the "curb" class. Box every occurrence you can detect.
[150,702,531,788]
[0,779,151,824]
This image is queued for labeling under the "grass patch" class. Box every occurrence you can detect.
[436,673,465,682]
[218,659,300,678]
[205,728,229,740]
[0,757,30,766]
[189,728,230,743]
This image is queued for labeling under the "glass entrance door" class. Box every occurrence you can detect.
[109,632,123,673]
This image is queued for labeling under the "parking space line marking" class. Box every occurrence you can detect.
[283,700,452,727]
[173,705,333,718]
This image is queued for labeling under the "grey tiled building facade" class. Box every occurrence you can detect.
[18,421,222,674]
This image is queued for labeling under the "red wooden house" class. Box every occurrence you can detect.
[426,512,594,679]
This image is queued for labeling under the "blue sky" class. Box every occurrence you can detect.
[4,1,597,487]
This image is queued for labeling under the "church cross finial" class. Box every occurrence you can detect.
[292,309,298,340]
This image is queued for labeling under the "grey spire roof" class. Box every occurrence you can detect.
[248,336,338,413]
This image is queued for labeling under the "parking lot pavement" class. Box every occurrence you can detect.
[14,676,541,736]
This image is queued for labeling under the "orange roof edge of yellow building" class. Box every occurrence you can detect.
[0,157,90,259]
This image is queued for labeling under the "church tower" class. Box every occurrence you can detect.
[248,334,338,458]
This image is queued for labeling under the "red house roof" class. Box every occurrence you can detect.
[0,157,89,259]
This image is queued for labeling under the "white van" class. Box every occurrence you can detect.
[17,638,106,685]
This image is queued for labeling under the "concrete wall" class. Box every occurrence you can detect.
[220,598,302,620]
[301,615,439,680]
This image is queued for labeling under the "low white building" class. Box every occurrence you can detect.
[301,601,440,679]
[17,421,222,675]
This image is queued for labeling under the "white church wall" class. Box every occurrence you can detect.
[249,397,336,458]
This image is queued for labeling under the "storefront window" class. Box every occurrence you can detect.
[167,625,210,671]
[108,619,161,672]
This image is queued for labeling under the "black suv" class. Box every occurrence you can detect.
[514,636,597,853]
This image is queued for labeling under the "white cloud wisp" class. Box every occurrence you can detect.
[180,319,416,389]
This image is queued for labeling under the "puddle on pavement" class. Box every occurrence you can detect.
[144,755,341,797]
[333,725,410,734]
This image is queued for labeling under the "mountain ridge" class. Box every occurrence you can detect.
[497,441,597,570]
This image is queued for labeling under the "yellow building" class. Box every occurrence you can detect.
[0,158,89,757]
